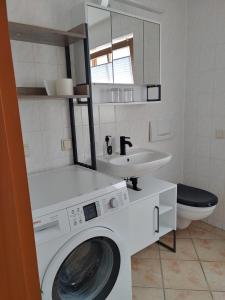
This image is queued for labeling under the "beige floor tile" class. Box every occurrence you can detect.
[211,228,225,240]
[212,292,225,300]
[160,238,198,261]
[189,226,223,240]
[176,228,191,238]
[134,243,160,259]
[132,287,164,300]
[193,239,225,261]
[165,289,212,300]
[202,262,225,291]
[190,221,215,232]
[132,258,163,288]
[161,260,208,290]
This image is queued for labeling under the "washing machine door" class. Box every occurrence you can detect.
[41,227,125,300]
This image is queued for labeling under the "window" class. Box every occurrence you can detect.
[90,43,113,84]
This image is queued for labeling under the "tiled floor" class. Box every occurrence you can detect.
[132,221,225,300]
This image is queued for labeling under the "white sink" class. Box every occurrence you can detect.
[97,148,172,178]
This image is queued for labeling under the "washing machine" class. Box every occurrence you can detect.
[29,165,132,300]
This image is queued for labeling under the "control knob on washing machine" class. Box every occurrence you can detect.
[109,197,119,209]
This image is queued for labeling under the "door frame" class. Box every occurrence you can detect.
[0,1,41,299]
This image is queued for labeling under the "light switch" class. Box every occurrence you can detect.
[61,139,72,151]
[215,129,225,139]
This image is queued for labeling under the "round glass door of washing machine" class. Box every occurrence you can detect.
[52,237,120,300]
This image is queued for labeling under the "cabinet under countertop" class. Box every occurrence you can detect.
[128,175,177,255]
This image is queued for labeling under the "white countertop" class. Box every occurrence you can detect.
[128,175,176,204]
[29,165,125,217]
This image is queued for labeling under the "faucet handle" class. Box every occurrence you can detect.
[120,136,130,140]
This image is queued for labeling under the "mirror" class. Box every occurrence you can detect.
[143,21,160,84]
[111,13,143,85]
[88,7,113,84]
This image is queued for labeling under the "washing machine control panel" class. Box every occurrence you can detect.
[67,188,129,229]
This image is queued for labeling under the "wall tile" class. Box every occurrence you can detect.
[196,137,210,157]
[210,158,225,179]
[213,93,225,117]
[197,93,212,117]
[197,117,212,137]
[33,44,57,64]
[99,106,115,123]
[75,125,85,163]
[57,64,67,78]
[11,41,34,63]
[39,100,66,130]
[19,100,41,132]
[199,45,216,71]
[13,62,36,87]
[198,71,215,94]
[196,156,210,175]
[183,155,196,175]
[215,44,225,69]
[210,139,225,160]
[81,105,99,125]
[74,106,83,126]
[35,63,58,87]
[22,131,45,173]
[214,69,225,94]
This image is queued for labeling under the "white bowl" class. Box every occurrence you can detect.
[44,80,56,96]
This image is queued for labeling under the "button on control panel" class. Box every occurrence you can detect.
[109,197,119,209]
[67,206,85,228]
[102,188,129,214]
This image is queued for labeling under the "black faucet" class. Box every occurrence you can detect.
[120,136,133,155]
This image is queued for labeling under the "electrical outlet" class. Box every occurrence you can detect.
[215,129,225,139]
[24,144,30,157]
[61,139,72,151]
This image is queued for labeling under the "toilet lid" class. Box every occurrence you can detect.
[177,184,218,207]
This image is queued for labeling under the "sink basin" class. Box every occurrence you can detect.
[97,148,172,178]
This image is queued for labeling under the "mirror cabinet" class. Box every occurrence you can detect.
[87,6,160,86]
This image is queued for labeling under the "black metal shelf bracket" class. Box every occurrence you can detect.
[65,23,96,171]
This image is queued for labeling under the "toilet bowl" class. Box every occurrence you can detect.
[177,184,218,230]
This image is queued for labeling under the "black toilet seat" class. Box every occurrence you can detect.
[177,184,218,208]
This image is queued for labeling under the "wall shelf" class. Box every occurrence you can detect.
[17,85,89,100]
[95,101,150,106]
[159,205,173,216]
[9,22,86,47]
[9,20,96,170]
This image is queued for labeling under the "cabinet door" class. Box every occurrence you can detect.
[87,7,113,84]
[129,195,159,256]
[143,21,160,85]
[111,12,143,85]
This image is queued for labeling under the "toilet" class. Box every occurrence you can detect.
[177,184,218,229]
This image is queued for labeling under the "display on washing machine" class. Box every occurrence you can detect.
[83,202,98,221]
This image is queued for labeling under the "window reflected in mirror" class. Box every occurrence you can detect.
[88,6,113,84]
[90,43,113,83]
[112,33,134,84]
[90,33,134,84]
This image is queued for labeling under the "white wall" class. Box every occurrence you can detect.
[184,0,225,229]
[7,0,186,185]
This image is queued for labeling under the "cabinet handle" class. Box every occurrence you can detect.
[155,206,160,233]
